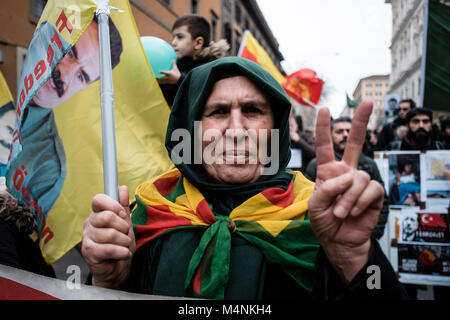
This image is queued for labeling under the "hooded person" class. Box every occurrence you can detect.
[82,57,408,300]
[129,57,319,299]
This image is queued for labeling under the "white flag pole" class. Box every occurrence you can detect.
[96,1,118,201]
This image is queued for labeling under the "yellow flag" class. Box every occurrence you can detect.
[6,0,173,263]
[0,71,15,177]
[237,30,286,85]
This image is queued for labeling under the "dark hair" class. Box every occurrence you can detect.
[405,108,432,124]
[331,116,352,131]
[93,15,123,69]
[0,191,37,235]
[399,99,416,110]
[173,14,211,48]
[441,115,450,131]
[294,115,303,132]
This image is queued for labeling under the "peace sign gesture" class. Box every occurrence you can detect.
[308,101,384,284]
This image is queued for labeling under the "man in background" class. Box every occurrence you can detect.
[390,108,444,151]
[375,99,416,151]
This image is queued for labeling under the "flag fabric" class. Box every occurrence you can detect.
[0,71,15,176]
[237,30,286,85]
[6,0,173,264]
[421,0,450,113]
[0,263,169,300]
[282,69,324,107]
[132,168,320,299]
[346,92,359,108]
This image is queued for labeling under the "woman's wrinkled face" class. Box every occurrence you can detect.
[200,76,274,184]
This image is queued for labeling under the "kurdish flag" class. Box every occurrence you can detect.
[346,92,359,108]
[6,0,173,263]
[283,69,324,107]
[132,169,320,299]
[238,31,324,107]
[0,71,15,176]
[237,30,287,85]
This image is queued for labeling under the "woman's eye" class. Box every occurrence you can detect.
[210,108,227,116]
[244,106,262,114]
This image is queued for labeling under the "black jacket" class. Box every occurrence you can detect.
[0,220,55,278]
[374,117,406,151]
[390,136,445,151]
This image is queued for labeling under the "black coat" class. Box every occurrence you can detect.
[0,219,55,278]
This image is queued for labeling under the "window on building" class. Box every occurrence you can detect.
[223,20,232,53]
[235,2,242,24]
[30,0,48,24]
[366,83,372,88]
[235,30,241,55]
[160,0,171,8]
[16,47,28,88]
[245,17,250,31]
[191,0,198,14]
[211,10,218,42]
[224,0,232,12]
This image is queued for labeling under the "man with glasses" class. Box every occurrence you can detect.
[375,99,416,151]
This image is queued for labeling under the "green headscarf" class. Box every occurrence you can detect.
[165,57,293,214]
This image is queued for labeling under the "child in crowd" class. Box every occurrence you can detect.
[157,14,229,106]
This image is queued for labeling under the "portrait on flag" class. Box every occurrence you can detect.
[6,0,173,263]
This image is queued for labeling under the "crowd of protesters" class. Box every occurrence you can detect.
[0,12,449,301]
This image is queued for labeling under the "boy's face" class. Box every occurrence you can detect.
[171,25,203,59]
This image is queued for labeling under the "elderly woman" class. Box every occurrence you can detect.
[82,57,407,299]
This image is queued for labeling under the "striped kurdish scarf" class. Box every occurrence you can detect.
[131,169,320,299]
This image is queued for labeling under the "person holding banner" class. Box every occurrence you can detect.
[82,57,408,299]
[157,14,229,106]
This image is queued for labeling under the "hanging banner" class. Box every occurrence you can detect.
[420,0,450,113]
[6,0,173,264]
[375,150,450,286]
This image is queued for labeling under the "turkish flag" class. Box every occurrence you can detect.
[420,213,447,228]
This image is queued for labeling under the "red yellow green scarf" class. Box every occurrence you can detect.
[132,168,320,299]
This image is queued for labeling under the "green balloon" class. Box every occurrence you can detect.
[140,36,177,78]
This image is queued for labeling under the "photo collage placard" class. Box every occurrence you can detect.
[374,151,450,285]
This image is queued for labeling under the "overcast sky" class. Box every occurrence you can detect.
[256,0,392,117]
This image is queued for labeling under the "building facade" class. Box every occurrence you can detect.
[0,0,284,101]
[341,74,390,131]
